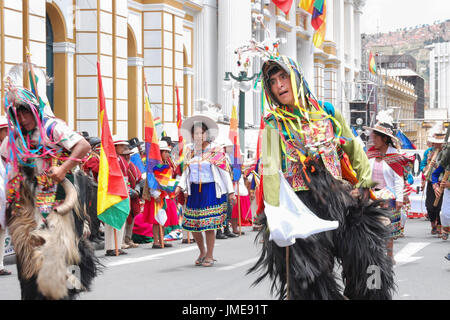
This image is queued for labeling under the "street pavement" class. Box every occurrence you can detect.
[1,217,449,300]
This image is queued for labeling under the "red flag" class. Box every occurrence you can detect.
[97,62,128,198]
[271,0,293,15]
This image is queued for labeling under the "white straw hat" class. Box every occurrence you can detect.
[112,135,129,146]
[158,140,171,152]
[180,114,219,143]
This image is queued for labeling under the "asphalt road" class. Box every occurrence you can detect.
[1,217,449,300]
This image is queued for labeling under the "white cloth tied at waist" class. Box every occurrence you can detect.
[264,171,339,247]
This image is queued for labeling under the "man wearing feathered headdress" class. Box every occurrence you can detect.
[248,53,395,300]
[1,86,100,300]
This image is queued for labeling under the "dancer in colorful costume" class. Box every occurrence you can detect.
[2,85,100,299]
[247,52,395,299]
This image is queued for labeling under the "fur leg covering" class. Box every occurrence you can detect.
[7,171,101,300]
[248,159,395,300]
[248,214,345,300]
[35,212,81,300]
[338,200,396,299]
[69,171,102,298]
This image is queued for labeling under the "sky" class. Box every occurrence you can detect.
[360,0,450,35]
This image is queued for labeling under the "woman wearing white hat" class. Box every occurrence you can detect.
[365,110,409,264]
[175,115,236,267]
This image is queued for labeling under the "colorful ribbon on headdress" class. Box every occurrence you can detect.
[4,87,84,174]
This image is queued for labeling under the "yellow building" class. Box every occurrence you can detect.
[1,0,365,147]
[0,0,196,140]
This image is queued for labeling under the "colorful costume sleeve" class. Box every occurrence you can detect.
[262,121,281,206]
[332,109,374,189]
[431,165,444,185]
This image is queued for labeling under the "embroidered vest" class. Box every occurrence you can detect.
[281,116,342,191]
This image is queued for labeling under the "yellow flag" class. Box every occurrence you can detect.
[299,0,314,13]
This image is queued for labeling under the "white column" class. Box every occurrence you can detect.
[194,0,217,112]
[334,0,345,114]
[279,3,297,59]
[344,0,354,68]
[217,0,252,121]
[326,0,334,43]
[53,42,76,129]
[353,1,363,72]
[297,38,315,89]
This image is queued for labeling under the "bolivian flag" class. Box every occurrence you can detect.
[96,62,130,230]
[228,105,242,182]
[369,52,377,75]
[144,83,162,190]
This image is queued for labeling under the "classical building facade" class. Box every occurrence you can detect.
[0,0,365,151]
[429,42,450,112]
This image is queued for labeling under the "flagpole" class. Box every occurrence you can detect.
[114,229,119,256]
[237,181,242,236]
[286,246,290,300]
[160,224,164,248]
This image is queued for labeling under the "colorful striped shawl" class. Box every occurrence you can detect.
[367,146,413,178]
[185,145,228,172]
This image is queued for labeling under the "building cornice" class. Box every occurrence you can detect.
[53,42,76,54]
[128,0,186,17]
[295,26,312,40]
[184,67,194,76]
[128,57,144,67]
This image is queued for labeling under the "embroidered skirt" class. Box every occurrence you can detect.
[385,199,401,239]
[182,182,227,232]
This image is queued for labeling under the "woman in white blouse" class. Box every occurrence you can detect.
[175,115,236,267]
[365,115,405,265]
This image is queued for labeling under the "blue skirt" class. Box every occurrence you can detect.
[182,182,227,232]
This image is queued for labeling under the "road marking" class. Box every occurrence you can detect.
[394,242,430,266]
[217,257,259,271]
[105,246,199,267]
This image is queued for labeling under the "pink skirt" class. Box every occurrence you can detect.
[143,198,179,227]
[132,213,153,238]
[231,195,253,226]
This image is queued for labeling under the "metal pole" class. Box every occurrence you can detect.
[239,89,245,154]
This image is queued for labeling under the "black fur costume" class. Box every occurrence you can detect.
[248,158,396,300]
[7,169,102,300]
